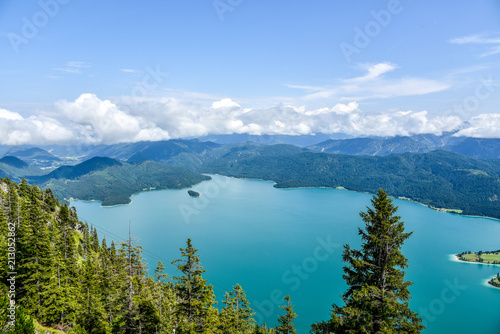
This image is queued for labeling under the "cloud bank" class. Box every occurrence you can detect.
[1,93,498,146]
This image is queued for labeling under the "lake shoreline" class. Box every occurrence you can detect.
[452,254,500,267]
[70,177,214,208]
[72,173,500,222]
[484,278,500,290]
[452,255,500,290]
[272,182,500,222]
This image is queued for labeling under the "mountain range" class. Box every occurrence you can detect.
[0,134,499,218]
[307,134,500,158]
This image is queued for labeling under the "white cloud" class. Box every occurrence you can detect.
[289,62,449,101]
[55,61,91,74]
[0,112,74,146]
[449,34,500,45]
[120,68,143,74]
[211,98,241,109]
[56,93,170,144]
[304,102,359,116]
[449,33,500,57]
[347,62,398,83]
[67,61,91,69]
[454,114,500,138]
[0,108,23,121]
[1,91,499,146]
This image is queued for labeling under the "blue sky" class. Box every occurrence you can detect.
[1,0,500,144]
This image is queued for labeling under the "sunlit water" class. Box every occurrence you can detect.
[71,175,500,333]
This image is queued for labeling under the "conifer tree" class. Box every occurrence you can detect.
[17,185,55,322]
[312,189,424,333]
[220,283,255,333]
[152,261,176,333]
[0,292,35,333]
[275,295,296,334]
[0,205,8,284]
[79,250,110,334]
[43,203,80,326]
[171,238,217,333]
[253,324,273,334]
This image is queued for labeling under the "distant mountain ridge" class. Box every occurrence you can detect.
[3,133,499,166]
[0,156,29,169]
[307,134,500,159]
[308,137,431,155]
[6,147,61,167]
[195,133,344,147]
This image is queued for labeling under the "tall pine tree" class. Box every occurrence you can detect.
[219,283,255,333]
[276,295,296,334]
[171,238,217,333]
[312,189,424,333]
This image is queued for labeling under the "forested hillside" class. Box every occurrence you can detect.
[201,150,500,219]
[0,178,284,333]
[35,158,211,206]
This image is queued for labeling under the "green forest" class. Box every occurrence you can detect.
[201,149,500,219]
[0,179,423,333]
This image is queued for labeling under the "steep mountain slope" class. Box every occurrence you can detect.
[86,139,220,162]
[444,138,500,159]
[308,136,432,155]
[0,156,45,181]
[34,157,210,206]
[308,137,431,155]
[308,134,500,159]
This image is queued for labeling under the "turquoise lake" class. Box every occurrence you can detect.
[71,175,500,333]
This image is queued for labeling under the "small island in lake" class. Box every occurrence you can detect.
[456,250,500,289]
[456,250,500,265]
[489,273,500,288]
[188,190,200,197]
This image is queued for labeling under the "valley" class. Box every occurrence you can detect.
[0,136,499,219]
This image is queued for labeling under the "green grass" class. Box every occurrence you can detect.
[35,320,67,333]
[459,253,480,262]
[458,251,500,264]
[481,252,500,263]
[439,208,464,214]
[455,169,490,177]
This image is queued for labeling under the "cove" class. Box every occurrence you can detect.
[71,175,500,333]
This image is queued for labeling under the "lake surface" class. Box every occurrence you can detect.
[71,175,500,333]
